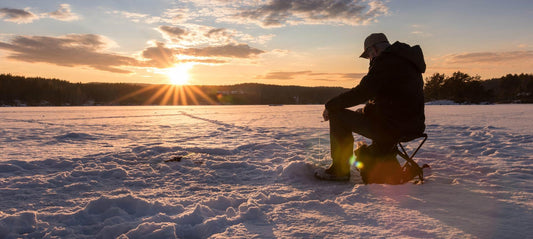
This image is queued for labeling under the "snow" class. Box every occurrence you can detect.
[0,104,532,238]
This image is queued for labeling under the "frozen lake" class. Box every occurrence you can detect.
[2,104,531,162]
[1,105,532,238]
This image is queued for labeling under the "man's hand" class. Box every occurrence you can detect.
[322,109,329,121]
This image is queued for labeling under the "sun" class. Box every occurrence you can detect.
[167,63,193,85]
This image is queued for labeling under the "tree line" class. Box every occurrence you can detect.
[0,74,345,106]
[1,72,532,106]
[424,72,533,103]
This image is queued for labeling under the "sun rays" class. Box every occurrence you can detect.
[111,83,217,106]
[108,61,219,106]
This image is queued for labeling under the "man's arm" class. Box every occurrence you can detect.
[324,82,369,111]
[324,59,388,111]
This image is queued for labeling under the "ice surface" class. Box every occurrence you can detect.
[0,105,532,238]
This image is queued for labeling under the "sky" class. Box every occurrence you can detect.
[0,0,532,88]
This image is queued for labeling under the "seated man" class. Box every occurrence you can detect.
[316,33,426,182]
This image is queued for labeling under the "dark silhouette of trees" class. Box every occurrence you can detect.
[0,74,81,105]
[0,74,345,106]
[2,72,531,106]
[424,71,493,103]
[423,71,533,104]
[483,74,533,103]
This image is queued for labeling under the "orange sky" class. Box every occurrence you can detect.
[1,1,532,88]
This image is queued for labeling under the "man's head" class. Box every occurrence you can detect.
[360,33,390,60]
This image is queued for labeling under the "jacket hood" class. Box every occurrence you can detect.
[385,41,426,73]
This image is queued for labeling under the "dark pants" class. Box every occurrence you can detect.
[328,108,397,175]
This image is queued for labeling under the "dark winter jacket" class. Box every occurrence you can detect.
[325,41,426,138]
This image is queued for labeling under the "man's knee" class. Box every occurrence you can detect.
[329,109,360,122]
[328,109,355,132]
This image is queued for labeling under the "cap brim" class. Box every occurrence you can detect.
[359,50,369,59]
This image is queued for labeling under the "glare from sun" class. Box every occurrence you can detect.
[167,63,193,85]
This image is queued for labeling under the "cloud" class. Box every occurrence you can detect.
[141,44,228,68]
[338,73,366,79]
[0,4,80,24]
[111,8,189,24]
[205,28,230,39]
[158,24,227,46]
[446,51,533,64]
[177,44,265,58]
[410,24,432,37]
[140,42,176,68]
[114,1,387,29]
[158,25,189,41]
[112,10,162,24]
[411,31,432,37]
[0,8,38,24]
[162,8,190,23]
[157,24,274,47]
[112,7,276,46]
[46,4,79,21]
[267,49,290,56]
[140,41,264,67]
[256,71,365,81]
[0,34,139,73]
[258,71,312,80]
[0,33,265,73]
[232,0,389,27]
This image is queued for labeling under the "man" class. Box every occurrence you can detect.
[315,33,426,181]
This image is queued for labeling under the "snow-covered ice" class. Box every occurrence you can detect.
[0,104,532,238]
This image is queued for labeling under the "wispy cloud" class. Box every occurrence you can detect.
[157,24,274,47]
[257,71,312,80]
[410,24,432,37]
[46,4,80,21]
[111,8,189,24]
[158,25,189,41]
[338,73,367,79]
[162,8,190,23]
[177,44,265,58]
[141,41,264,67]
[139,42,175,68]
[232,0,388,27]
[0,34,138,73]
[112,10,162,24]
[255,70,365,81]
[0,4,80,24]
[427,50,533,77]
[446,51,533,64]
[186,0,388,28]
[0,8,38,24]
[411,31,432,37]
[140,41,262,68]
[0,34,266,73]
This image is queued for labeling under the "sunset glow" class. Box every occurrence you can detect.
[0,1,531,87]
[167,64,193,85]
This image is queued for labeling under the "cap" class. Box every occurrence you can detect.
[360,33,389,58]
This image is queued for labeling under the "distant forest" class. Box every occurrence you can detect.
[1,72,532,106]
[424,72,533,104]
[0,74,345,106]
